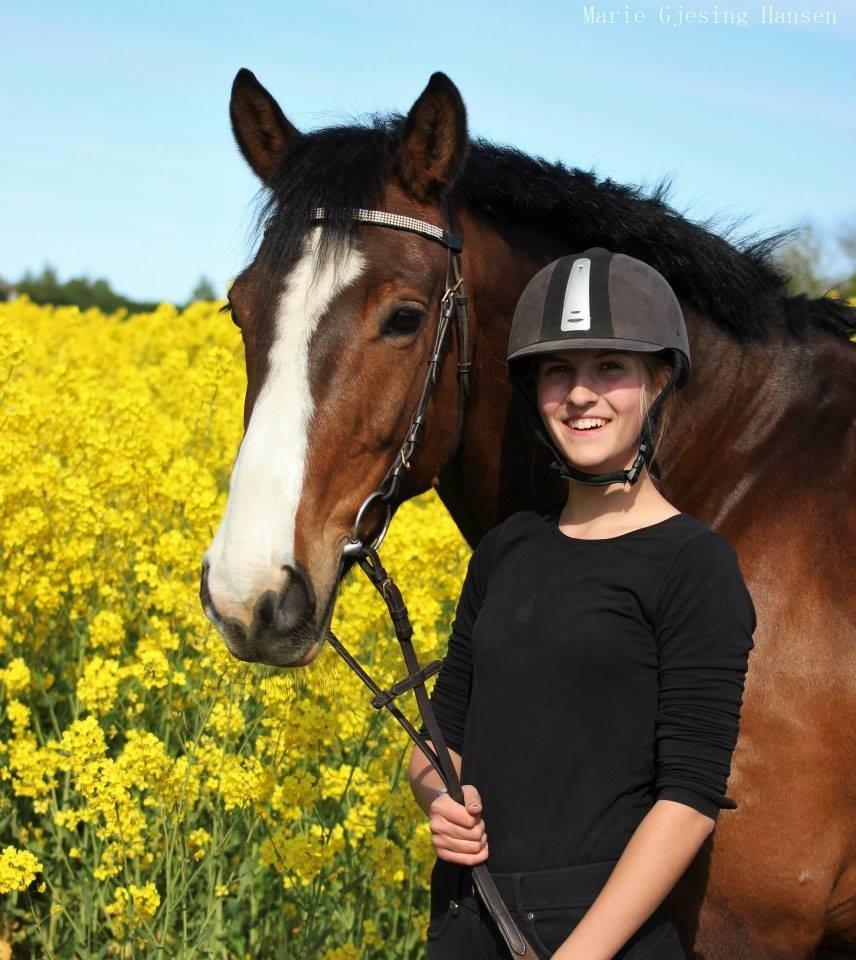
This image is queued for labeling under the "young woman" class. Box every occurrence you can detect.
[407,248,756,960]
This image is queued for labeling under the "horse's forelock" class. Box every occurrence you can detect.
[246,119,403,310]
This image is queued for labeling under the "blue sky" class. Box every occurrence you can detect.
[2,0,853,303]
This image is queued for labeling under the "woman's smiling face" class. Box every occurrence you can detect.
[535,349,659,476]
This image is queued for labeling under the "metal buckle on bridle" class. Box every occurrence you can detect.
[342,483,395,557]
[440,275,464,314]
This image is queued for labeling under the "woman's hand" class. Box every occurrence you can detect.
[429,784,489,865]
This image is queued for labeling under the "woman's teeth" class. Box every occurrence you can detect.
[568,418,609,430]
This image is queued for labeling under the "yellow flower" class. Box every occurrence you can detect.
[321,944,362,960]
[0,296,473,950]
[207,753,272,812]
[187,827,211,861]
[4,699,31,738]
[4,741,58,806]
[207,700,245,738]
[105,882,160,935]
[361,918,383,949]
[87,610,126,656]
[0,658,31,697]
[124,637,175,690]
[76,655,122,715]
[0,845,43,894]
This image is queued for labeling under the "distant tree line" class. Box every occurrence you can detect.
[773,220,856,299]
[0,267,220,312]
[1,231,853,313]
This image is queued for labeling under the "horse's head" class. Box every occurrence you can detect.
[200,69,470,667]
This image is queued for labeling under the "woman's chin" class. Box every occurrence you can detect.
[545,425,639,477]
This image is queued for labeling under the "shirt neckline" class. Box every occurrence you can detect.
[544,510,687,544]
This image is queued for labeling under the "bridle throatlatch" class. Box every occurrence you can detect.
[314,204,537,958]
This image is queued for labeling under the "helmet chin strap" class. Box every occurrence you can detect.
[546,426,652,487]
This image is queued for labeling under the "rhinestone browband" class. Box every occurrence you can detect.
[310,207,462,253]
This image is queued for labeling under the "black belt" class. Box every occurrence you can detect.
[459,859,619,912]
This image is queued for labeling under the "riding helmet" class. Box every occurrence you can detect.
[507,247,691,486]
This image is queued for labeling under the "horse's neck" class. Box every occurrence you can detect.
[653,312,761,529]
[434,216,567,546]
[656,306,852,536]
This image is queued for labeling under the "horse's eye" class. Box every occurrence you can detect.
[382,306,425,337]
[219,302,242,329]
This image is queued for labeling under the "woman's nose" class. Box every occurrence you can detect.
[566,380,599,405]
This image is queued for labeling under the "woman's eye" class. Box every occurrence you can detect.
[382,306,425,337]
[601,361,621,371]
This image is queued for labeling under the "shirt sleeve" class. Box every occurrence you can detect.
[417,523,501,754]
[653,531,756,820]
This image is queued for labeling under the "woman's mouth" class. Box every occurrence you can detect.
[562,417,611,435]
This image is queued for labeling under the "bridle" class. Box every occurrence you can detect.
[310,203,471,556]
[309,203,538,958]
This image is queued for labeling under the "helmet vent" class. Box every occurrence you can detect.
[560,257,592,331]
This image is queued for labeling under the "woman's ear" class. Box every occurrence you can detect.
[650,362,673,403]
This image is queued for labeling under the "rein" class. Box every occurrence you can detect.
[311,204,537,958]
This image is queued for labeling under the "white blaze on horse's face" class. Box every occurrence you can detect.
[203,228,365,628]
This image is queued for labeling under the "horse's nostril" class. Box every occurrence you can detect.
[274,564,316,633]
[255,590,278,630]
[224,620,248,647]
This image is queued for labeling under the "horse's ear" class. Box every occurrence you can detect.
[229,68,301,185]
[395,72,468,201]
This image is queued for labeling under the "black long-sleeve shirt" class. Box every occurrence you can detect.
[419,509,756,873]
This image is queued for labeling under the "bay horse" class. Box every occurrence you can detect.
[200,69,856,959]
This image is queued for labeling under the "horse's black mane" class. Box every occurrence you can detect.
[255,115,855,341]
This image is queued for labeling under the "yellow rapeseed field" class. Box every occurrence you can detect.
[0,296,470,958]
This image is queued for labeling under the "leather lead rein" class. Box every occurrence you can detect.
[313,204,537,958]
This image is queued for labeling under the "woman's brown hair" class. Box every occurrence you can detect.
[639,351,676,482]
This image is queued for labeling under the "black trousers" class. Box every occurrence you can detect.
[426,858,686,959]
